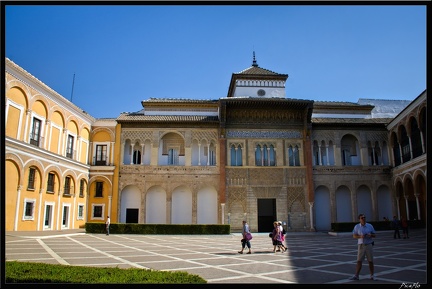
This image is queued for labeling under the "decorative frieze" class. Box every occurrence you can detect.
[227,130,302,138]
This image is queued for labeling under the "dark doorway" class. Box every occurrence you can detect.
[126,208,139,223]
[258,199,276,233]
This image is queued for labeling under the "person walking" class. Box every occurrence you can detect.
[105,216,110,235]
[238,220,252,254]
[271,221,285,253]
[349,214,377,281]
[391,215,401,239]
[277,221,287,252]
[401,216,409,239]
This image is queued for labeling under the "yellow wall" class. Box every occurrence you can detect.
[5,160,20,231]
[111,123,122,222]
[80,128,90,163]
[7,87,28,140]
[5,105,21,139]
[93,130,110,141]
[50,127,61,154]
[32,100,47,117]
[67,120,78,134]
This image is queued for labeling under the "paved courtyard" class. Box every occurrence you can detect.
[5,228,427,284]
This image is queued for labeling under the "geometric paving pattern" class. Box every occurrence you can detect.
[5,229,427,284]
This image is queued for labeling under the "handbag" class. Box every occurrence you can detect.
[245,232,253,241]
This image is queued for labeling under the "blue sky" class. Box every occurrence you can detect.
[5,4,426,118]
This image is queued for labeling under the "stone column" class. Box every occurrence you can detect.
[14,185,22,231]
[415,194,421,220]
[221,203,225,224]
[309,202,315,231]
[325,145,330,165]
[404,196,410,220]
[419,131,425,154]
[110,141,115,166]
[23,109,31,142]
[37,188,45,231]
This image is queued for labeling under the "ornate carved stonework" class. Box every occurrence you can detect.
[227,187,247,212]
[121,130,153,143]
[287,187,306,212]
[252,186,282,198]
[192,130,218,142]
[227,130,302,138]
[249,169,284,186]
[227,109,303,123]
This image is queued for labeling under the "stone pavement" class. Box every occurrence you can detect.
[4,228,427,284]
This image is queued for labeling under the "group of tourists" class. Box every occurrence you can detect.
[238,220,287,254]
[391,215,410,239]
[270,221,287,252]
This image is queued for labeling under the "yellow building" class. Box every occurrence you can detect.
[5,58,94,231]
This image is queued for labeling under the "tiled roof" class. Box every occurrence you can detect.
[313,100,360,106]
[116,114,219,122]
[142,98,218,104]
[312,117,393,124]
[236,66,284,76]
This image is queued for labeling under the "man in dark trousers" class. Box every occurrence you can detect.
[392,215,401,239]
[106,216,110,235]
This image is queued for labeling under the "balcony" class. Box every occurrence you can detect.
[29,133,44,148]
[66,149,76,159]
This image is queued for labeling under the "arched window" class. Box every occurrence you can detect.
[255,145,262,166]
[133,150,141,165]
[256,144,276,166]
[269,145,276,166]
[288,145,300,166]
[230,144,242,166]
[410,118,422,158]
[392,133,401,167]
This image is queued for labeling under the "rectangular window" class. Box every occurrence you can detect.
[66,135,74,158]
[47,173,55,193]
[93,205,103,218]
[95,144,107,165]
[64,176,71,195]
[95,181,103,197]
[23,199,36,220]
[79,179,85,197]
[78,204,84,219]
[62,205,69,227]
[44,204,53,228]
[28,167,36,190]
[30,117,41,146]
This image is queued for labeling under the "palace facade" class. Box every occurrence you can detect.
[4,56,427,233]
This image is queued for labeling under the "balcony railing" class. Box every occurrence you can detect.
[63,186,73,196]
[93,157,109,166]
[66,149,76,159]
[29,133,44,148]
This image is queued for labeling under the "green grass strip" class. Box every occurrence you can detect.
[5,261,207,284]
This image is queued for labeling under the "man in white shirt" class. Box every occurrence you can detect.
[349,214,376,281]
[106,216,110,236]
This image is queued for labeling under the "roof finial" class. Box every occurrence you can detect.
[252,51,258,67]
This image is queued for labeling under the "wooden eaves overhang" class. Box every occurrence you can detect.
[219,97,314,128]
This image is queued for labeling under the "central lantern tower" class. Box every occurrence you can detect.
[227,52,288,99]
